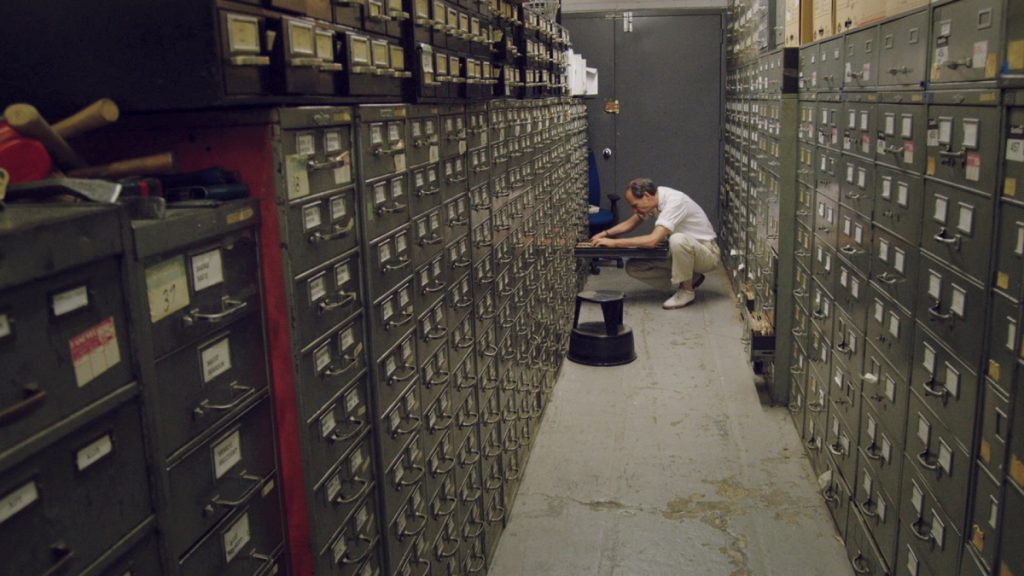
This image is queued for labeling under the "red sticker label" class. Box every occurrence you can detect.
[70,317,120,387]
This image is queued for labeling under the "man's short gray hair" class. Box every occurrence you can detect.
[627,178,658,197]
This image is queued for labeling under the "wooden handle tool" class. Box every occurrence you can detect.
[3,103,86,168]
[53,98,120,139]
[67,152,177,179]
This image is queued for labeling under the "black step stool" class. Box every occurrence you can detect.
[567,290,636,366]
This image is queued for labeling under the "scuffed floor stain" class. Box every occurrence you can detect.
[720,533,751,576]
[581,499,628,512]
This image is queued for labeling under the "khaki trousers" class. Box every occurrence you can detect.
[625,233,720,290]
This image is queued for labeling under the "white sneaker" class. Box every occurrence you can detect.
[662,288,696,309]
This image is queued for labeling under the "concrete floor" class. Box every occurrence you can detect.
[489,266,854,576]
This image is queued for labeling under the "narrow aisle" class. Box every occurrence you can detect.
[489,267,853,576]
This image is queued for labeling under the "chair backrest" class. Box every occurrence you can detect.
[587,149,600,205]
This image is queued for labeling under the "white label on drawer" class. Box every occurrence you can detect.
[1008,139,1024,163]
[966,153,981,182]
[885,114,896,136]
[881,437,892,463]
[972,41,988,71]
[922,345,936,374]
[76,433,113,472]
[351,445,364,470]
[330,196,347,222]
[314,342,331,373]
[917,415,931,445]
[0,314,9,339]
[213,429,243,480]
[70,317,121,388]
[904,142,915,165]
[988,496,999,528]
[303,203,322,232]
[429,145,440,163]
[334,164,352,186]
[326,472,341,503]
[897,182,909,207]
[878,239,890,262]
[866,415,877,441]
[146,256,191,323]
[334,263,351,286]
[950,285,966,317]
[346,388,360,412]
[325,131,342,153]
[285,155,311,200]
[906,546,919,576]
[296,133,316,156]
[341,327,355,351]
[191,249,225,292]
[884,377,896,402]
[945,364,960,398]
[331,535,347,564]
[52,285,89,317]
[398,289,411,308]
[937,440,953,475]
[928,271,942,300]
[308,273,327,304]
[394,153,407,172]
[378,242,392,264]
[854,224,864,244]
[1008,318,1018,351]
[931,512,946,549]
[881,177,892,200]
[396,234,408,253]
[385,356,397,377]
[887,313,900,338]
[0,481,38,525]
[223,511,251,563]
[374,184,388,206]
[201,337,232,383]
[938,118,953,145]
[902,115,913,139]
[851,277,861,299]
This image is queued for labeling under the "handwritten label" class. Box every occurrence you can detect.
[191,249,225,292]
[70,317,121,387]
[146,256,190,323]
[223,512,251,563]
[296,133,316,156]
[213,429,243,480]
[0,481,38,526]
[201,336,232,383]
[285,155,311,199]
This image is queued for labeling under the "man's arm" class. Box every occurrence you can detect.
[590,214,641,242]
[592,225,670,249]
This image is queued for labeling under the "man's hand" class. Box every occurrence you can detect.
[589,231,609,243]
[591,236,617,247]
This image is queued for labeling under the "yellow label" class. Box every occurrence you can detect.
[980,91,998,103]
[927,157,937,176]
[997,272,1010,291]
[988,359,1002,381]
[980,438,992,464]
[145,256,191,323]
[227,14,261,53]
[971,524,985,553]
[1008,177,1020,198]
[1010,40,1024,71]
[1011,454,1024,487]
[931,65,941,82]
[986,53,998,78]
[227,206,254,225]
[911,94,923,103]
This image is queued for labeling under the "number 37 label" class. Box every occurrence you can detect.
[145,255,191,323]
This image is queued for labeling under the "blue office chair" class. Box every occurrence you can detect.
[586,149,622,273]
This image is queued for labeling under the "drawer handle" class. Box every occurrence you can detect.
[194,382,254,418]
[452,257,472,269]
[416,186,441,197]
[862,443,883,461]
[431,455,457,477]
[419,234,444,247]
[448,216,469,227]
[432,494,458,518]
[455,374,477,390]
[888,66,910,75]
[435,535,461,560]
[911,518,934,543]
[793,289,807,298]
[500,286,516,297]
[249,551,277,573]
[477,308,496,321]
[430,412,454,431]
[483,441,502,458]
[426,370,450,388]
[820,484,839,504]
[812,310,828,320]
[859,499,879,519]
[386,311,414,330]
[423,280,447,294]
[308,154,350,171]
[460,484,482,504]
[835,342,852,356]
[318,291,356,314]
[458,411,480,430]
[790,365,805,375]
[788,401,802,413]
[376,204,407,216]
[917,449,940,471]
[944,57,973,70]
[40,543,75,576]
[338,535,377,566]
[932,228,961,247]
[477,275,495,286]
[922,378,950,399]
[463,520,486,541]
[502,411,517,424]
[827,441,846,457]
[210,473,264,510]
[0,385,46,426]
[391,414,422,439]
[387,365,417,387]
[807,401,824,413]
[396,464,425,487]
[875,273,899,286]
[323,346,362,378]
[183,297,247,327]
[839,245,861,255]
[456,336,475,350]
[850,553,871,575]
[453,296,473,309]
[423,326,448,341]
[805,437,821,452]
[487,504,507,524]
[309,220,354,243]
[505,464,522,482]
[927,305,952,321]
[884,144,905,155]
[332,477,370,505]
[327,419,363,444]
[794,249,810,258]
[482,378,499,391]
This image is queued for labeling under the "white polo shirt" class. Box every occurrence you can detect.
[653,186,717,240]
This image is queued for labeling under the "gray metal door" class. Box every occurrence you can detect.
[565,11,724,225]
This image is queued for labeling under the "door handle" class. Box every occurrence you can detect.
[602,148,613,159]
